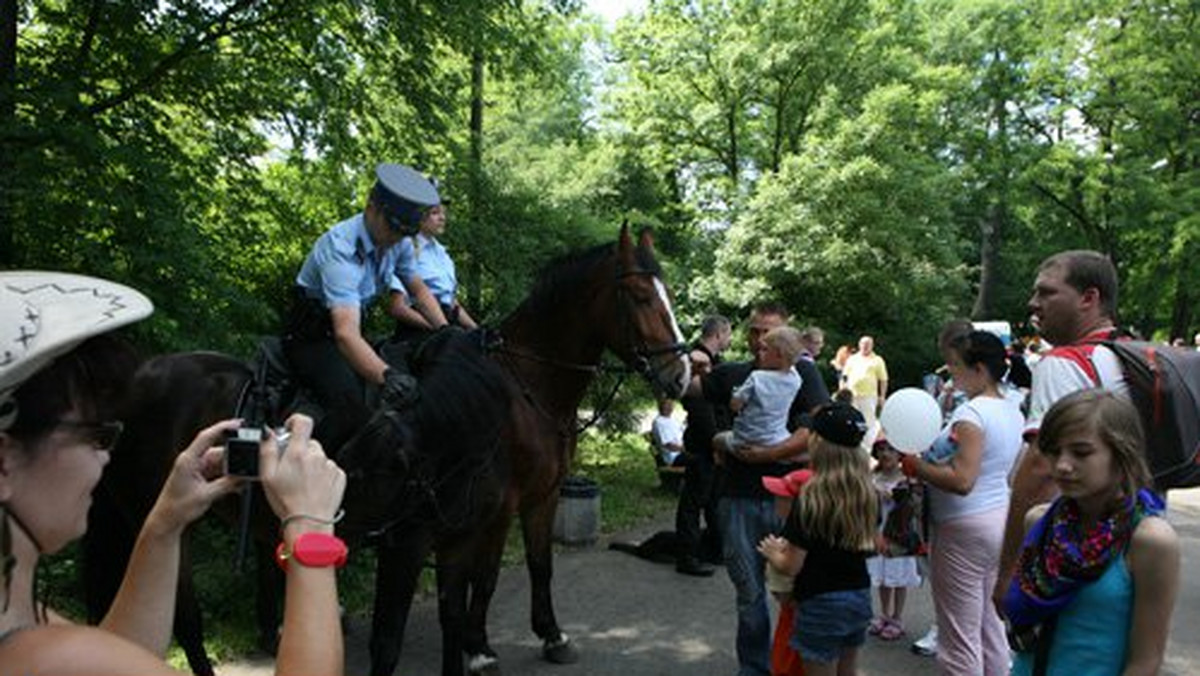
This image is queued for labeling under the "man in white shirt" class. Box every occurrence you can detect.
[651,398,685,466]
[994,250,1128,603]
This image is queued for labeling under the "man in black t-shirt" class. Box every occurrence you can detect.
[701,305,830,676]
[675,315,731,577]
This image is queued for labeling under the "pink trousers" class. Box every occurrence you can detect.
[929,506,1009,676]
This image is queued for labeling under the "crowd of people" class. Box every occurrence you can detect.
[656,250,1183,676]
[0,157,1187,676]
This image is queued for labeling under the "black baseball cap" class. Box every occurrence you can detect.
[812,402,868,448]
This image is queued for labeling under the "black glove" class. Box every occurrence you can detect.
[381,367,420,410]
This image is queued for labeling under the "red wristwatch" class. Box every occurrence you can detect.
[276,532,348,571]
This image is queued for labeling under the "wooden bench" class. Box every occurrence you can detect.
[644,431,686,494]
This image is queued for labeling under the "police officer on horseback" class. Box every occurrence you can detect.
[283,163,440,450]
[388,183,478,335]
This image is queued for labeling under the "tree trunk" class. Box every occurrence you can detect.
[1169,245,1194,340]
[972,78,1009,320]
[0,0,17,265]
[464,44,485,314]
[972,203,1002,320]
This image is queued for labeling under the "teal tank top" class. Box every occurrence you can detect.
[1011,555,1133,676]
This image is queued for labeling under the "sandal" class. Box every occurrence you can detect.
[879,619,906,641]
[867,616,887,636]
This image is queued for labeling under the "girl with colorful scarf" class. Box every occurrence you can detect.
[1002,389,1179,676]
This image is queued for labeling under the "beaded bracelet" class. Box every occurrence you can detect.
[279,509,345,536]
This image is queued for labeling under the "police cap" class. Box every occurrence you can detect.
[372,163,441,234]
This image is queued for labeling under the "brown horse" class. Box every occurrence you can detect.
[84,224,689,676]
[346,224,690,676]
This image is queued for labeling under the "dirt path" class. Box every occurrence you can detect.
[222,489,1200,676]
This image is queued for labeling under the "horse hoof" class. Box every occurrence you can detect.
[542,634,580,664]
[467,653,501,676]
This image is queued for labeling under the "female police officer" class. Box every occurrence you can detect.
[390,187,478,332]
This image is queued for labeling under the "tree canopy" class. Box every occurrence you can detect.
[3,0,1197,386]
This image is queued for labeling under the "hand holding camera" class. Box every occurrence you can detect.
[257,414,346,533]
[224,426,291,478]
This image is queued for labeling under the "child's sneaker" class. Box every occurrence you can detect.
[910,624,938,656]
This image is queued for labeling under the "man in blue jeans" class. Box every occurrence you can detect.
[701,303,828,676]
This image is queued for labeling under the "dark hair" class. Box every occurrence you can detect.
[7,335,140,450]
[1039,389,1151,500]
[1039,250,1119,320]
[945,330,1008,383]
[799,326,824,345]
[751,302,790,322]
[700,315,731,338]
[938,318,974,352]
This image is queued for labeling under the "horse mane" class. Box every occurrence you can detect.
[412,331,512,452]
[513,242,662,320]
[405,331,515,524]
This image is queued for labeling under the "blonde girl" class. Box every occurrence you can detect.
[758,402,876,676]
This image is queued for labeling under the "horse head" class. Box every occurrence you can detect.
[603,222,691,399]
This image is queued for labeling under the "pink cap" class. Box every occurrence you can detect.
[762,469,814,498]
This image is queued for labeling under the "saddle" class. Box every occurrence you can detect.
[239,331,427,430]
[236,336,308,428]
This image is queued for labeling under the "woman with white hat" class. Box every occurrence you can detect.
[0,271,347,675]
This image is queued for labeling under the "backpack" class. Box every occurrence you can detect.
[1047,339,1200,490]
[882,479,927,556]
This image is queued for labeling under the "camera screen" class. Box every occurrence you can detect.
[225,428,262,478]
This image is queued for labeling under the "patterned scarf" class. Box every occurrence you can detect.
[1002,488,1162,628]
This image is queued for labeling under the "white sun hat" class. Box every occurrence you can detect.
[1,272,153,426]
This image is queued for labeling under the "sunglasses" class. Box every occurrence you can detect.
[56,420,124,452]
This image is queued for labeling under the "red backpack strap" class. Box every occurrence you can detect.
[1045,344,1100,385]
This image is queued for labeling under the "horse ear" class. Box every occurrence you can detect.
[637,227,655,253]
[618,220,636,264]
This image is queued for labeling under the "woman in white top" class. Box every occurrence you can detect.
[899,330,1023,676]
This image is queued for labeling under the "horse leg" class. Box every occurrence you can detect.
[460,512,513,676]
[253,538,285,655]
[369,533,433,676]
[174,537,217,676]
[434,542,475,676]
[521,498,579,664]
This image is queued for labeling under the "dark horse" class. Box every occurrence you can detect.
[84,224,690,676]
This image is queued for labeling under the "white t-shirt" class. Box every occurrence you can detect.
[928,396,1024,523]
[651,414,684,464]
[731,367,802,446]
[1024,345,1129,437]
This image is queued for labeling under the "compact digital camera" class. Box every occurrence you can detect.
[225,427,264,478]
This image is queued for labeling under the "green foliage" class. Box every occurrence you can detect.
[17,0,1200,665]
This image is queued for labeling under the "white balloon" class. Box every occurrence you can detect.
[879,388,942,454]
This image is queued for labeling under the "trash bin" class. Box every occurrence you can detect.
[553,476,601,545]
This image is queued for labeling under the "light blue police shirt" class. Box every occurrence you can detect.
[396,232,458,307]
[295,214,406,308]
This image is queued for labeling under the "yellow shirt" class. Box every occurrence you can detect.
[843,353,888,398]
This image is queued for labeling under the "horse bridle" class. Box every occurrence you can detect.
[489,260,686,375]
[488,263,687,434]
[613,266,688,383]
